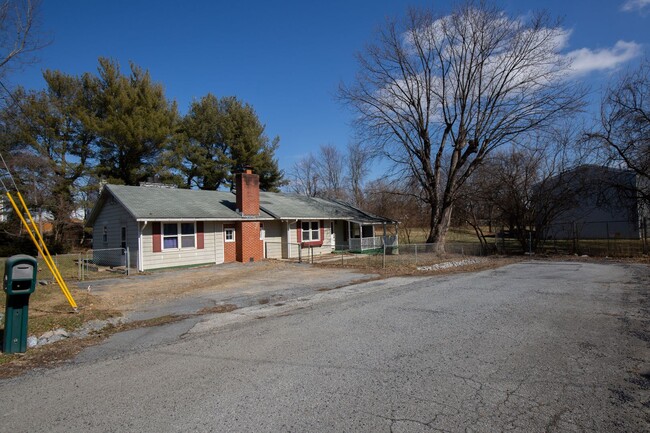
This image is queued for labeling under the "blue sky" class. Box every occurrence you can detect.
[13,0,650,177]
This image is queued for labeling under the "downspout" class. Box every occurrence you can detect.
[138,221,147,272]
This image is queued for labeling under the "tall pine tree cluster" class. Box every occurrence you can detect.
[0,58,284,243]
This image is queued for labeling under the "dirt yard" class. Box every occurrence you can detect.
[83,260,378,313]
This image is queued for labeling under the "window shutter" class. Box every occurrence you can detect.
[152,222,161,253]
[197,221,204,249]
[320,220,325,242]
[296,220,302,243]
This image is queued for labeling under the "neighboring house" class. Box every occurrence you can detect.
[86,168,398,271]
[543,165,649,240]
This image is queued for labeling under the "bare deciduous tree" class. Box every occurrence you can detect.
[365,177,427,243]
[586,60,650,205]
[455,126,595,253]
[316,144,345,199]
[289,153,319,196]
[0,0,46,80]
[340,1,584,252]
[289,143,373,204]
[346,141,372,206]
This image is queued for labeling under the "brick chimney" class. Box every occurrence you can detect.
[235,166,260,216]
[235,167,263,263]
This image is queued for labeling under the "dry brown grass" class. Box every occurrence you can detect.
[316,254,523,277]
[0,314,191,379]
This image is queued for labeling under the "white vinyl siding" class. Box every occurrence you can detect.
[92,198,139,268]
[141,221,221,270]
[214,223,224,265]
[283,220,333,259]
[264,220,283,259]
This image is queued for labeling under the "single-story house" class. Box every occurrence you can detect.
[86,168,398,271]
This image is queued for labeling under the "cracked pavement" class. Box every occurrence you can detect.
[1,260,648,432]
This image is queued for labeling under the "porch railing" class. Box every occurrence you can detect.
[349,236,384,252]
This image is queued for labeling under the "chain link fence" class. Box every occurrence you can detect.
[80,248,130,281]
[36,253,83,282]
[263,240,487,269]
[0,248,132,286]
[538,219,648,257]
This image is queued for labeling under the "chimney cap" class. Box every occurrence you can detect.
[241,164,254,175]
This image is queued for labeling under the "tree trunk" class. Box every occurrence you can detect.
[426,204,453,254]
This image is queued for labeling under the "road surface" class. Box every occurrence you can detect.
[1,261,648,432]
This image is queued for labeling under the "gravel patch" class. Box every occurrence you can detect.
[417,257,487,271]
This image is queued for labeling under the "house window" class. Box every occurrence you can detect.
[225,228,235,242]
[260,223,265,240]
[301,221,320,241]
[163,222,196,250]
[180,223,196,248]
[102,226,108,244]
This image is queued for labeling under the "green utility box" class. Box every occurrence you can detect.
[2,254,38,354]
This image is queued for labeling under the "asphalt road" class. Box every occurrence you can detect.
[1,261,648,432]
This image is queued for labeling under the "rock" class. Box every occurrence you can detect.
[38,280,48,286]
[52,328,69,338]
[417,258,485,272]
[27,336,38,348]
[36,328,70,346]
[45,334,66,344]
[40,330,55,339]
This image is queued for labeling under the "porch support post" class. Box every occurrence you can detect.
[359,223,363,251]
[348,220,351,250]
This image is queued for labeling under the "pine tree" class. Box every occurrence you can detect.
[0,69,95,241]
[90,58,178,185]
[176,94,284,191]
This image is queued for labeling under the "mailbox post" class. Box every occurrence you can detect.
[2,254,38,354]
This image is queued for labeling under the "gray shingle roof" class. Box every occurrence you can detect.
[88,185,274,223]
[259,192,394,223]
[87,185,396,225]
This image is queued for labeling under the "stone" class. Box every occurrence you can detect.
[27,336,38,348]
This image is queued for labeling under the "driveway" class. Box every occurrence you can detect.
[81,260,379,320]
[1,261,648,432]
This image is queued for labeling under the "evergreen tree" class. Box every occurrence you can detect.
[0,69,95,241]
[176,93,229,190]
[90,58,178,185]
[177,94,284,191]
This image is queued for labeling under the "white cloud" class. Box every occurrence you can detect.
[621,0,650,12]
[565,40,642,76]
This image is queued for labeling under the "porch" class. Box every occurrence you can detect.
[335,220,399,253]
